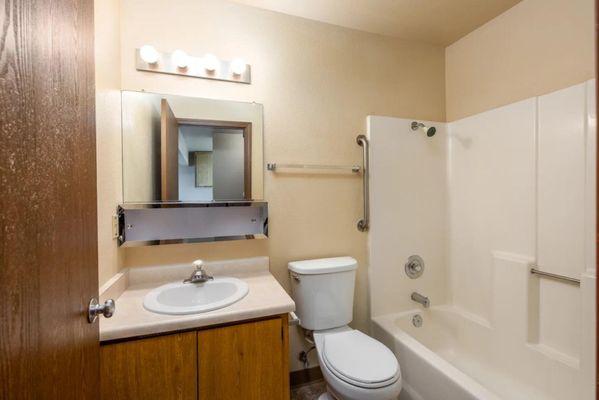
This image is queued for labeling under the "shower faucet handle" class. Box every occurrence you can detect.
[405,255,425,279]
[410,262,422,273]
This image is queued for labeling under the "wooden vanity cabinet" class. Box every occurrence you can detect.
[100,332,197,400]
[100,315,289,400]
[198,316,289,400]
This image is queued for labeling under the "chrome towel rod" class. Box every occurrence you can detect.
[530,267,580,286]
[266,135,369,233]
[266,163,360,173]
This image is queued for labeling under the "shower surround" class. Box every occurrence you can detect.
[367,80,596,400]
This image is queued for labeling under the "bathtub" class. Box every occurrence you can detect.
[372,306,583,400]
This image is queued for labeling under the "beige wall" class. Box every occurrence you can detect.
[445,0,595,121]
[98,0,445,370]
[94,0,597,373]
[121,91,161,202]
[116,0,445,327]
[95,0,124,286]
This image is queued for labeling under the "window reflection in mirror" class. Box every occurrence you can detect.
[121,91,263,202]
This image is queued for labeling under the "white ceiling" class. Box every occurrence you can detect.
[230,0,522,46]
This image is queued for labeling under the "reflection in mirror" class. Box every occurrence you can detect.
[121,91,263,202]
[177,124,249,201]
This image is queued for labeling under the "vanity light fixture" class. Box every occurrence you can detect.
[171,49,189,69]
[135,48,251,84]
[139,45,159,64]
[202,53,220,72]
[230,58,247,76]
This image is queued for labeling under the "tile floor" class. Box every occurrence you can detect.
[290,379,327,400]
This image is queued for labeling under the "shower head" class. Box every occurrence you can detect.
[411,121,436,137]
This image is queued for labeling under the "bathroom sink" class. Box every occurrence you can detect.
[143,277,249,315]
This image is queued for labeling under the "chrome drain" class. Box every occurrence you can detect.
[412,314,423,327]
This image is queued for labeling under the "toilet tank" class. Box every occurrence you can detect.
[288,257,358,331]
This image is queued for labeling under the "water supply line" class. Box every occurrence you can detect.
[299,346,316,369]
[300,329,316,368]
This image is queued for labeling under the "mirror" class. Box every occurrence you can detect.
[121,91,263,202]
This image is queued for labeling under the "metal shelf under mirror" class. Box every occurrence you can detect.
[117,201,268,247]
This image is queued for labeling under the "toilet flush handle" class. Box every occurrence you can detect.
[288,312,301,326]
[290,272,301,283]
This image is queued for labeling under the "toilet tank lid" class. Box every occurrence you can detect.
[288,257,358,275]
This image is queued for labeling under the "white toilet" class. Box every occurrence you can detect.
[288,257,402,400]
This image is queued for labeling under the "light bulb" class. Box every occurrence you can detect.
[139,45,159,64]
[202,53,219,72]
[230,58,247,75]
[171,49,189,69]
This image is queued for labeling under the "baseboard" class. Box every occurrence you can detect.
[290,366,323,387]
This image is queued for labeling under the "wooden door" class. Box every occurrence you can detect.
[596,1,599,397]
[100,333,197,400]
[161,99,179,200]
[0,0,99,399]
[197,316,290,400]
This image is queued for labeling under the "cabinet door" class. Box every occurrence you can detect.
[100,332,197,400]
[198,316,289,400]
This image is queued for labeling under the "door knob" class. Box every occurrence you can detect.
[88,298,116,323]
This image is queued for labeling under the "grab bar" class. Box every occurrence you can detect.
[530,267,580,286]
[266,163,360,173]
[356,134,369,232]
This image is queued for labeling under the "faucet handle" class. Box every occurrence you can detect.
[192,259,204,270]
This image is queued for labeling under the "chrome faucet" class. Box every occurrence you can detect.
[411,292,430,308]
[184,259,214,284]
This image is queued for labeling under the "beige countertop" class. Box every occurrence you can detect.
[99,257,295,342]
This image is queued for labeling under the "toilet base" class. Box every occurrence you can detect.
[318,392,335,400]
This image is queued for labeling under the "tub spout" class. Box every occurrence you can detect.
[411,292,430,308]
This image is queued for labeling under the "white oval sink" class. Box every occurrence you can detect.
[143,277,249,315]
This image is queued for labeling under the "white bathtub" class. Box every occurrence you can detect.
[372,306,585,400]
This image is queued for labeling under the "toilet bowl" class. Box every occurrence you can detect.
[288,257,402,400]
[314,327,402,400]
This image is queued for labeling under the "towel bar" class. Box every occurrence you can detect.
[530,267,580,286]
[266,163,360,172]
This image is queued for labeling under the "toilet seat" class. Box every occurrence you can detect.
[321,330,400,389]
